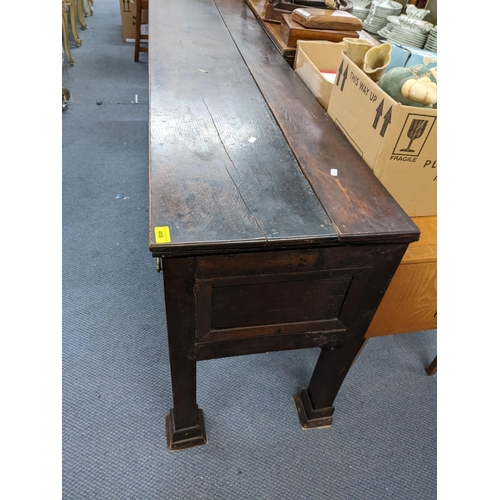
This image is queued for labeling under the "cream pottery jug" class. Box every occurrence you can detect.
[362,43,392,82]
[343,37,374,68]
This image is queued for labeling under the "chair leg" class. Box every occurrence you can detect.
[62,6,74,65]
[425,356,437,376]
[68,1,82,46]
[77,0,87,29]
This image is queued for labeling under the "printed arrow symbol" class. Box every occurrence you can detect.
[335,60,344,87]
[340,63,348,91]
[380,106,392,137]
[373,99,384,130]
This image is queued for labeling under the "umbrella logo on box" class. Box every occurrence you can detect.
[393,114,436,157]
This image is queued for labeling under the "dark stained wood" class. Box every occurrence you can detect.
[149,0,338,257]
[305,244,407,414]
[162,258,207,450]
[214,0,419,244]
[426,356,437,376]
[148,0,420,450]
[165,408,207,451]
[197,318,346,344]
[210,277,350,328]
[260,19,297,65]
[195,245,376,278]
[294,389,335,429]
[134,0,148,62]
[195,331,345,360]
[192,246,379,350]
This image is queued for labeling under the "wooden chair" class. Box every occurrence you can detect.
[134,0,148,62]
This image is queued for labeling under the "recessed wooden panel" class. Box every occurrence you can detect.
[195,265,373,343]
[211,276,350,329]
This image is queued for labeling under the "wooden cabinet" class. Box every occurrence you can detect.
[366,216,437,337]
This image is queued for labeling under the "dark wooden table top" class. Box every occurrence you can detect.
[148,0,419,258]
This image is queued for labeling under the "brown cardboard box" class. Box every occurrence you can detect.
[294,40,345,110]
[327,52,437,217]
[119,0,148,42]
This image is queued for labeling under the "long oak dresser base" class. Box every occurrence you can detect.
[149,0,420,450]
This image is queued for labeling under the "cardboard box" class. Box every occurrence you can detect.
[119,0,148,42]
[293,40,346,110]
[327,52,437,217]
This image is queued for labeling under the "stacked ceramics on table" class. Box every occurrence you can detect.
[362,0,403,36]
[280,7,363,48]
[424,26,437,51]
[350,0,370,21]
[376,1,435,51]
[378,16,433,49]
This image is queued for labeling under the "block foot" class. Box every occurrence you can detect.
[166,407,207,451]
[294,389,334,430]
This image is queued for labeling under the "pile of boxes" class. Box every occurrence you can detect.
[294,40,437,217]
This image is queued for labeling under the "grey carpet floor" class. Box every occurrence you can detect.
[62,1,437,498]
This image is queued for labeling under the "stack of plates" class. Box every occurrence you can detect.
[378,15,434,49]
[424,26,437,52]
[362,0,403,34]
[351,0,370,21]
[352,6,370,21]
[351,0,371,21]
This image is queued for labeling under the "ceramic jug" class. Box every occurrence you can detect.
[343,37,374,68]
[362,43,392,82]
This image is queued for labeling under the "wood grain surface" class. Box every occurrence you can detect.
[149,0,419,256]
[280,13,359,48]
[214,0,419,243]
[148,0,425,450]
[149,0,337,256]
[401,216,437,265]
[365,260,437,336]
